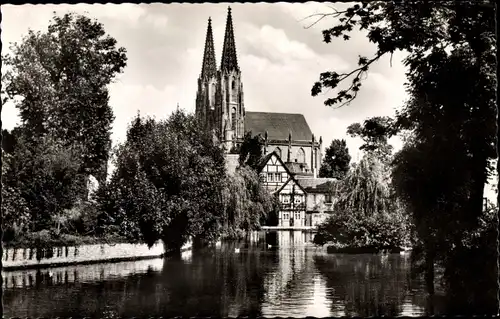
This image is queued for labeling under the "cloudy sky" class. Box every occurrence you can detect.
[1,3,496,198]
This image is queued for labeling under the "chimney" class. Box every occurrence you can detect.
[287,130,292,162]
[264,130,268,154]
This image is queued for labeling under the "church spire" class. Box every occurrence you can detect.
[201,17,217,79]
[221,7,239,73]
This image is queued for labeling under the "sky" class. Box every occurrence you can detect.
[1,3,497,199]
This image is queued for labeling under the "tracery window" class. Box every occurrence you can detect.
[231,80,237,102]
[297,148,306,163]
[231,107,236,130]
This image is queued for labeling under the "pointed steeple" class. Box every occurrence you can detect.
[201,17,217,79]
[221,7,239,73]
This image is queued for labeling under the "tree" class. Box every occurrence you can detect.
[238,131,265,171]
[100,110,227,251]
[391,47,497,308]
[221,166,276,237]
[2,133,86,233]
[2,12,127,182]
[347,116,395,162]
[314,153,410,250]
[307,1,496,309]
[318,139,351,179]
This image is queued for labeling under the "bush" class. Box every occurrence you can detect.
[314,207,410,250]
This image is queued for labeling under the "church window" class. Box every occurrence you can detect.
[231,80,237,102]
[274,147,282,158]
[231,107,236,130]
[297,148,306,163]
[210,83,216,109]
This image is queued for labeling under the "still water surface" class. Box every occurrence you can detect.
[3,230,442,317]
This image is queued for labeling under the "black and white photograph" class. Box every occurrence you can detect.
[1,1,498,317]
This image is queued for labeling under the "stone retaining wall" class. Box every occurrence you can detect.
[2,240,193,270]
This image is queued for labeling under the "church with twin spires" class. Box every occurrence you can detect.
[195,7,323,178]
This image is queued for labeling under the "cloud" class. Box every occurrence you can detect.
[2,3,409,165]
[108,81,178,145]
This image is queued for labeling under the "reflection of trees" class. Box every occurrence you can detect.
[313,254,432,316]
[3,243,276,318]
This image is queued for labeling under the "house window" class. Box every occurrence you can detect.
[281,195,290,204]
[267,173,274,182]
[297,148,306,163]
[260,173,266,182]
[325,194,332,204]
[274,173,281,182]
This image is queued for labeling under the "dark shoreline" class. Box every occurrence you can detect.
[326,245,411,254]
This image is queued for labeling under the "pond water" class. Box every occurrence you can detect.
[2,230,445,317]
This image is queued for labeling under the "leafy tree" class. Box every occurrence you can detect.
[2,134,86,234]
[307,1,496,307]
[314,153,410,250]
[221,166,276,238]
[318,139,351,179]
[2,12,127,182]
[100,110,227,251]
[391,47,497,308]
[238,131,265,171]
[347,116,395,161]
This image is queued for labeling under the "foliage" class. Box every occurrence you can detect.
[238,131,265,171]
[2,12,127,182]
[2,133,87,234]
[308,1,496,306]
[347,116,395,161]
[391,47,496,299]
[221,166,277,237]
[310,1,495,108]
[314,153,410,249]
[99,110,227,250]
[318,139,351,179]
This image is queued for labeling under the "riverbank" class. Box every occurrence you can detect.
[3,231,134,249]
[326,245,412,254]
[2,239,193,271]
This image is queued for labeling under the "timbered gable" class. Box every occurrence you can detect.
[276,177,306,211]
[258,151,291,193]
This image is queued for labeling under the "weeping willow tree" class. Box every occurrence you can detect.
[315,153,411,250]
[221,166,277,239]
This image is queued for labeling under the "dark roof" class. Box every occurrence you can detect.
[256,151,293,177]
[297,178,337,193]
[276,174,306,194]
[245,112,313,141]
[256,152,275,172]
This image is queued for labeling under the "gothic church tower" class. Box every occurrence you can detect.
[196,8,245,151]
[195,17,218,132]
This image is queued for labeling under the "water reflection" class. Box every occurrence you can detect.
[3,231,437,317]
